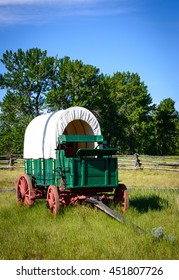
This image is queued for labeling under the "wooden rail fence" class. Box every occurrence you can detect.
[0,154,179,172]
[0,154,23,169]
[116,155,179,172]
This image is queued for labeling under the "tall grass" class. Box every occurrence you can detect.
[0,189,179,260]
[0,168,22,190]
[0,166,179,260]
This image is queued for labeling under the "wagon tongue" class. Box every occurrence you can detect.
[85,197,145,234]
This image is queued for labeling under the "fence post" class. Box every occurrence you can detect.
[8,154,14,166]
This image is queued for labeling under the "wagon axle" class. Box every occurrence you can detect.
[16,173,128,214]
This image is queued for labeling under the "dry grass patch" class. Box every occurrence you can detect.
[119,169,179,188]
[0,169,22,190]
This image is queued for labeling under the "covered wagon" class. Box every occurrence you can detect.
[16,106,128,214]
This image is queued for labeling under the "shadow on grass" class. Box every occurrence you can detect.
[129,195,168,213]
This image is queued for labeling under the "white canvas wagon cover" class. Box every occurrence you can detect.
[23,106,101,159]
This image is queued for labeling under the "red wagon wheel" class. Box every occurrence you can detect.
[16,174,35,206]
[46,185,59,215]
[114,184,128,213]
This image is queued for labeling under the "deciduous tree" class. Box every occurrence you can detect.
[46,56,100,111]
[152,98,179,155]
[110,72,154,154]
[0,48,55,153]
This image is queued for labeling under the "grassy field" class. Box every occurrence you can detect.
[0,167,179,260]
[119,168,179,189]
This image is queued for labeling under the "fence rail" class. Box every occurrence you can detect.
[0,154,179,172]
[0,154,23,169]
[116,155,179,172]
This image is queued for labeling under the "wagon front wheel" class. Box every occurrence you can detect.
[46,185,59,215]
[114,184,128,213]
[16,174,35,206]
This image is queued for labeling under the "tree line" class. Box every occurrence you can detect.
[0,48,178,155]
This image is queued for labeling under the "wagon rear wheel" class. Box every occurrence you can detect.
[114,184,128,213]
[16,174,35,206]
[46,185,59,215]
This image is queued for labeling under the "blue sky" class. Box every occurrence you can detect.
[0,0,179,110]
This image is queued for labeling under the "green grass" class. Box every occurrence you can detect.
[0,167,179,260]
[0,189,179,260]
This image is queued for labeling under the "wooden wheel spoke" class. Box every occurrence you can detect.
[46,185,59,215]
[16,174,34,206]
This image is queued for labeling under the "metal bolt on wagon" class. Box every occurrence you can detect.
[16,106,128,216]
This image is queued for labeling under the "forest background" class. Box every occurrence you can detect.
[0,48,178,156]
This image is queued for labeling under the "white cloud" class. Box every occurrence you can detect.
[0,0,102,5]
[0,0,130,25]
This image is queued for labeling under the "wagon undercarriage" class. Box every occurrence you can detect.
[16,173,128,215]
